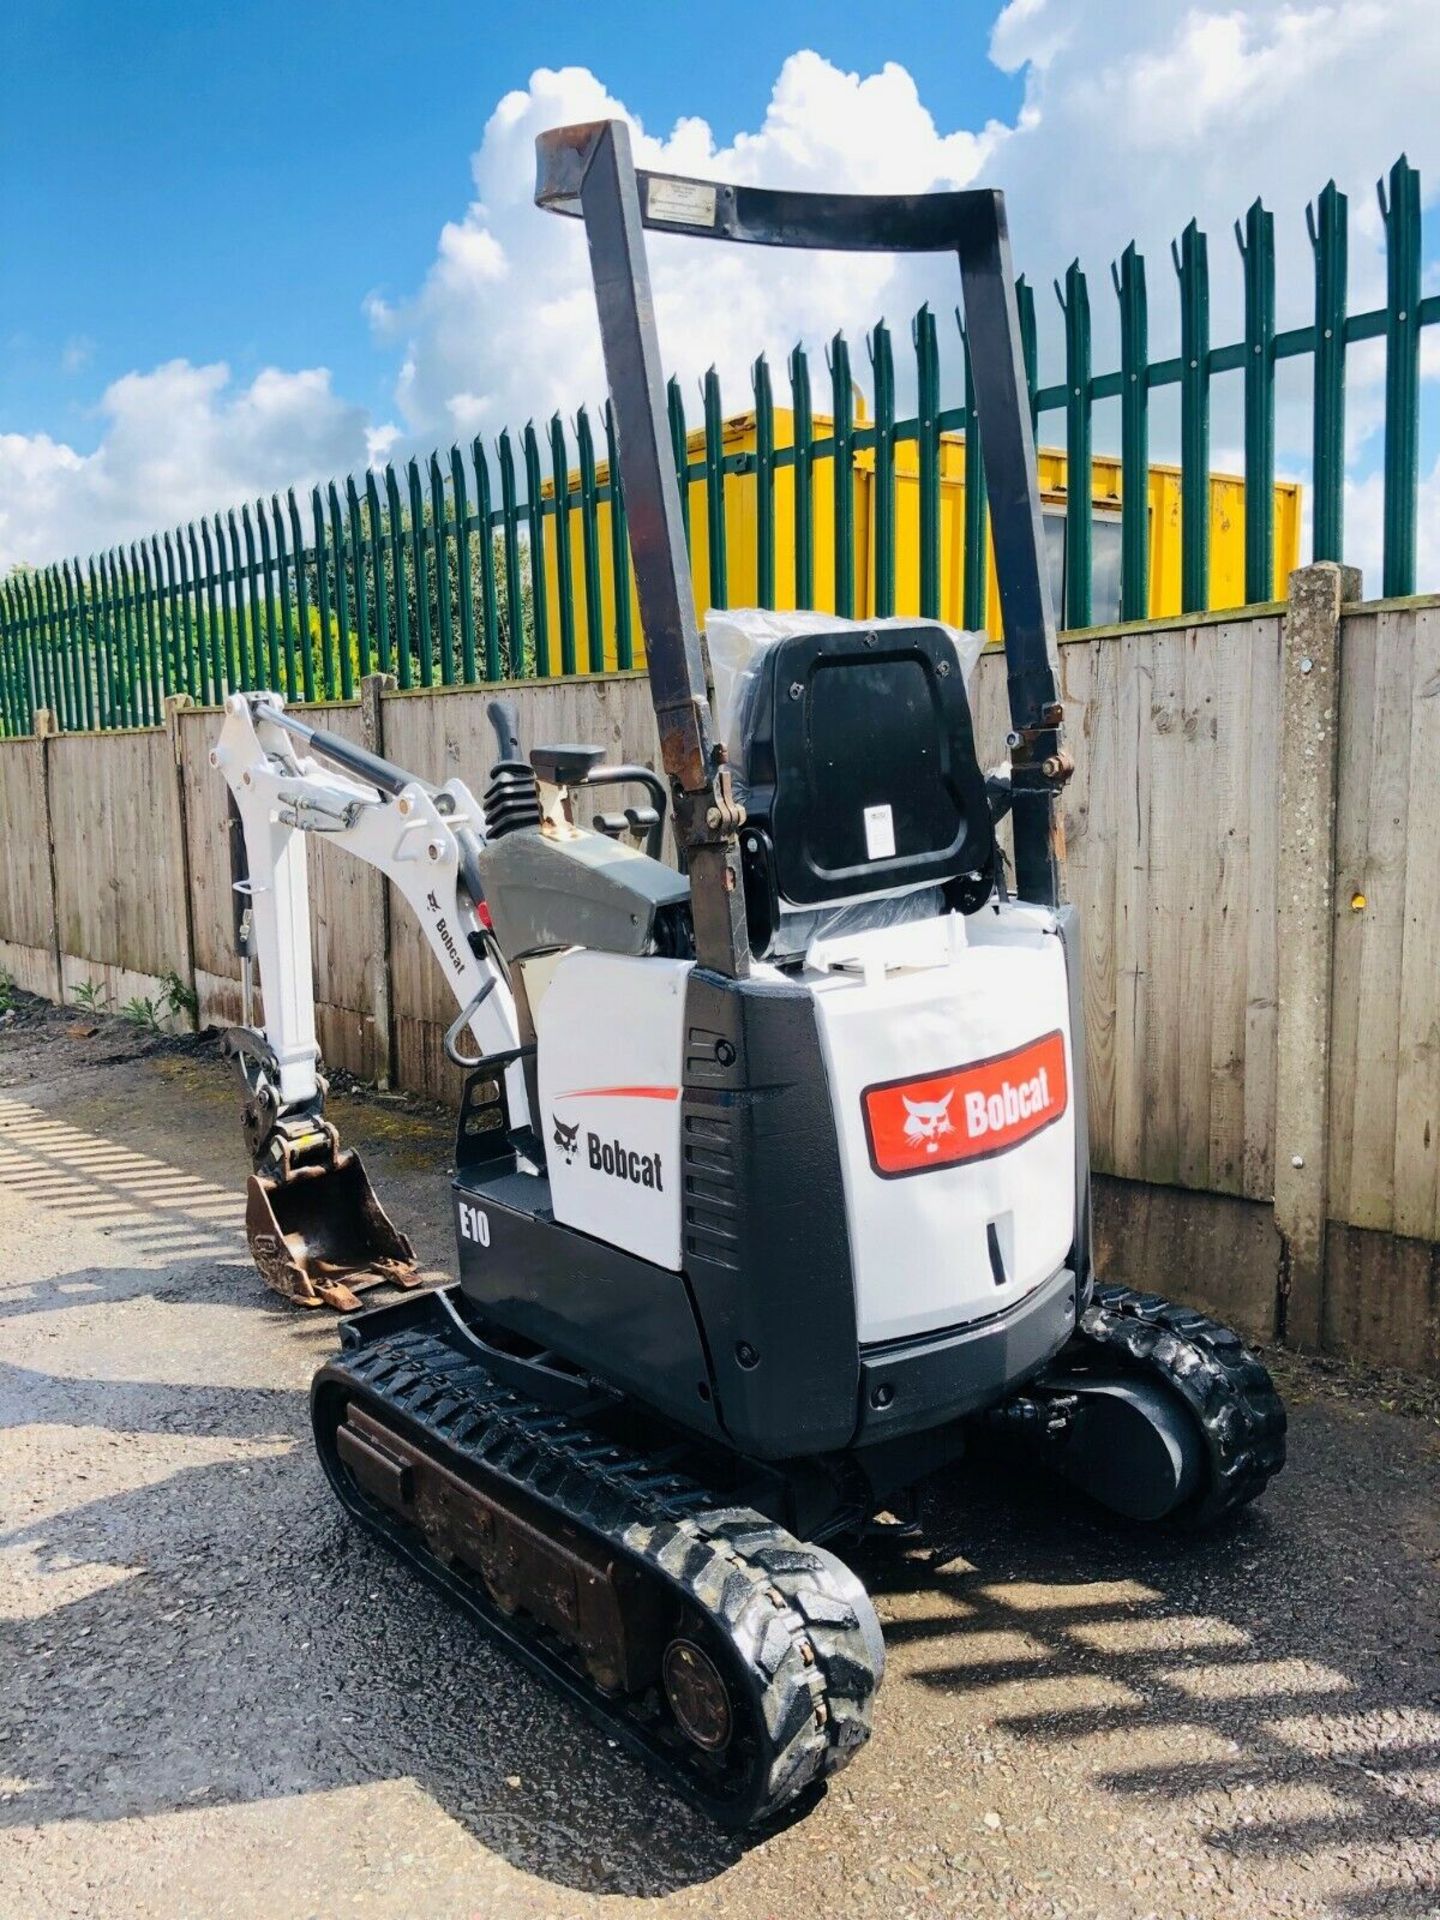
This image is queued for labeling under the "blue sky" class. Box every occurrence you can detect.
[0,2,1018,446]
[1,1,1436,584]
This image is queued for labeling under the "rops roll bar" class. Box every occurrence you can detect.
[535,119,1066,973]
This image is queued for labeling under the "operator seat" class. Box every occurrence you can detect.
[730,621,998,958]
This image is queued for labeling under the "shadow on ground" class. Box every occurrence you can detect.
[1,1030,1436,1912]
[3,1413,1437,1907]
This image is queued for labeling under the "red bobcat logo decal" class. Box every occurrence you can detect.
[863,1030,1068,1178]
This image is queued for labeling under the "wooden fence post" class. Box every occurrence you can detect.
[33,708,64,1004]
[1274,561,1361,1346]
[360,672,397,1088]
[163,694,200,1029]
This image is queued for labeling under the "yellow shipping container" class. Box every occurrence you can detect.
[542,409,1301,672]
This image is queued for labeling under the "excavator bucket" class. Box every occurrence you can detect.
[244,1145,420,1312]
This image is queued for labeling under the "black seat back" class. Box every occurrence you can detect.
[735,622,996,927]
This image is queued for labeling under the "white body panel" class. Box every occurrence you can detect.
[534,907,1074,1344]
[536,951,693,1270]
[212,690,1075,1348]
[807,904,1076,1345]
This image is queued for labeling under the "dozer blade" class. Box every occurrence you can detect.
[245,1146,420,1311]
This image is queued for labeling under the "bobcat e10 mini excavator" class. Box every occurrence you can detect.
[213,120,1285,1827]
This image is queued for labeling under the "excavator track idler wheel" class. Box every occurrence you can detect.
[994,1282,1288,1529]
[662,1637,733,1753]
[978,1285,1286,1528]
[1077,1284,1286,1527]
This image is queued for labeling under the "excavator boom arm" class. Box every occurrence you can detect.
[211,691,524,1120]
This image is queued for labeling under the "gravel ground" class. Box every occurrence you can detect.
[1,1003,1437,1920]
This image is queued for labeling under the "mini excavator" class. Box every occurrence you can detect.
[214,120,1285,1827]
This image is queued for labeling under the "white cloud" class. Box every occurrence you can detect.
[368,56,1007,444]
[988,0,1435,231]
[59,335,94,376]
[990,0,1075,81]
[0,360,370,570]
[1344,454,1440,597]
[4,9,1439,593]
[993,2,1440,594]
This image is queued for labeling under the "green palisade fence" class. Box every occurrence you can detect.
[1,154,1436,735]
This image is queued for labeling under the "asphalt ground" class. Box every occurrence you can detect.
[1,1002,1437,1919]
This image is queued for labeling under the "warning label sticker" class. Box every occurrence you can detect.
[862,803,896,861]
[861,1029,1069,1178]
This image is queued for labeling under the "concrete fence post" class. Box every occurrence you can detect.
[162,694,200,1029]
[1273,561,1361,1347]
[360,673,397,1089]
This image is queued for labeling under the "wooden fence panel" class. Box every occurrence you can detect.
[1060,616,1280,1200]
[179,710,237,1026]
[8,604,1440,1273]
[1058,635,1115,1171]
[1329,602,1440,1240]
[1242,621,1282,1200]
[47,729,190,1010]
[1391,606,1440,1241]
[0,740,57,998]
[966,647,1010,765]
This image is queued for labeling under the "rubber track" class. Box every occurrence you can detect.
[1077,1283,1287,1526]
[314,1322,883,1828]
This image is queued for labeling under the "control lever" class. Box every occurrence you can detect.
[591,803,663,856]
[488,698,523,766]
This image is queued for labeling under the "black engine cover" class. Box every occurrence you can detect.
[680,969,861,1457]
